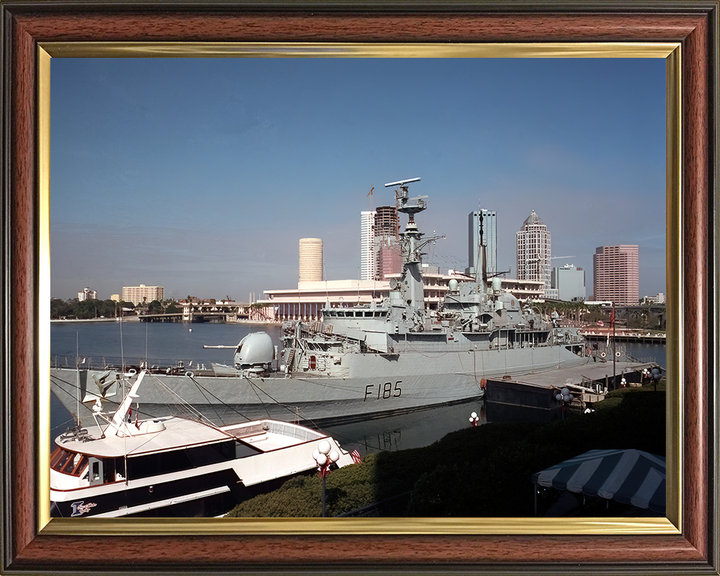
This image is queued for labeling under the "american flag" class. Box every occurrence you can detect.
[351,449,362,464]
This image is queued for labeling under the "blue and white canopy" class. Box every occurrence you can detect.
[531,449,666,514]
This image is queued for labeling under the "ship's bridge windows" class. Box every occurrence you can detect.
[307,341,334,351]
[51,446,89,477]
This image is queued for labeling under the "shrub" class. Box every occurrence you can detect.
[226,385,666,517]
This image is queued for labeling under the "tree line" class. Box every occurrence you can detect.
[50,298,180,320]
[532,301,666,330]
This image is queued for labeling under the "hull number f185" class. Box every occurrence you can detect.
[364,381,402,401]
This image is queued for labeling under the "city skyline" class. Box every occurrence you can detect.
[51,57,665,302]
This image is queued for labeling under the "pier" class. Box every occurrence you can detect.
[579,330,666,343]
[484,360,660,417]
[138,300,261,322]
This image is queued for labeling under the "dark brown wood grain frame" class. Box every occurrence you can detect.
[1,2,717,574]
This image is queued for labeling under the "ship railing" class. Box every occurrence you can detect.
[52,355,125,370]
[51,355,208,374]
[226,420,322,443]
[267,421,323,442]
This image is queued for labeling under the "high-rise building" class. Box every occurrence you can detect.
[516,210,552,296]
[551,264,586,301]
[466,209,497,277]
[593,245,639,305]
[121,284,164,306]
[299,238,323,283]
[361,206,401,281]
[373,206,401,280]
[360,211,375,280]
[77,287,97,301]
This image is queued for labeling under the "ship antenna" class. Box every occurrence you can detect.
[75,332,81,426]
[479,211,488,286]
[385,177,424,222]
[384,177,433,313]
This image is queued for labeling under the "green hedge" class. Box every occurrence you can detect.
[226,382,666,518]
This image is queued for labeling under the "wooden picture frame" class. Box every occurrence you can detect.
[1,1,717,573]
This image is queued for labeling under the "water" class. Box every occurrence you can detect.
[591,339,667,369]
[49,320,667,455]
[51,320,281,370]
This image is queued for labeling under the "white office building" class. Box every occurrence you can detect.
[551,264,586,301]
[360,211,375,280]
[77,287,97,301]
[516,210,552,296]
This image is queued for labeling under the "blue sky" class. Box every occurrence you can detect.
[51,57,666,302]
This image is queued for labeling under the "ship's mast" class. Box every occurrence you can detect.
[385,177,427,310]
[475,210,488,288]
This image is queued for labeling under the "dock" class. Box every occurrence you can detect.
[579,329,666,343]
[484,360,660,414]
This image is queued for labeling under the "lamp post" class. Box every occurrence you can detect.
[555,386,574,420]
[468,411,479,427]
[313,440,339,517]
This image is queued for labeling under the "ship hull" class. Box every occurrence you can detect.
[51,345,592,426]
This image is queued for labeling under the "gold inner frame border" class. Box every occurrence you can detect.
[37,41,682,537]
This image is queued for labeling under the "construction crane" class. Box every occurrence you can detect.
[367,186,374,210]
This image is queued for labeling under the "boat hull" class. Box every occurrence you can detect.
[51,345,591,426]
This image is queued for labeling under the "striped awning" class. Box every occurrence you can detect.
[531,448,666,514]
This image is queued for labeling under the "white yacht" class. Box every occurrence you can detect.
[50,371,353,518]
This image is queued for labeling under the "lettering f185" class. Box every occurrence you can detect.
[364,381,402,401]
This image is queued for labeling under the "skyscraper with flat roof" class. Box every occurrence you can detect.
[360,211,375,280]
[551,264,586,301]
[467,209,497,277]
[593,245,639,305]
[516,210,552,296]
[122,284,164,305]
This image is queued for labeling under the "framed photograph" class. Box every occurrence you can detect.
[1,2,717,574]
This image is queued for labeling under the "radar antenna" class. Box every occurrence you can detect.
[385,177,426,223]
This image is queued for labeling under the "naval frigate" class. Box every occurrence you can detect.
[51,178,631,427]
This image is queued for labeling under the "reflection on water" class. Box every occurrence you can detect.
[321,400,488,456]
[484,401,561,425]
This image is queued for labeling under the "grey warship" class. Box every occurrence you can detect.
[51,178,636,426]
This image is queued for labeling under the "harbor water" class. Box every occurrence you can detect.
[50,320,666,456]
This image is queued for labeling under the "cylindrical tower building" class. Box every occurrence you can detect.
[299,238,323,282]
